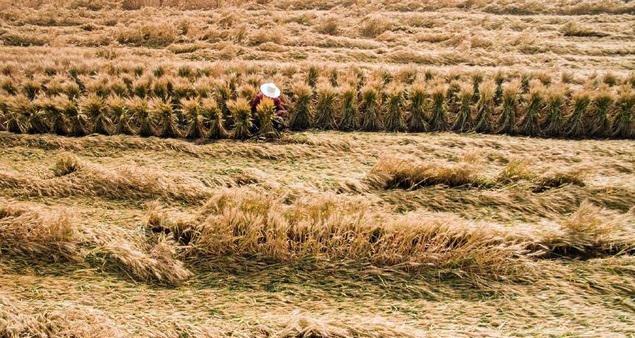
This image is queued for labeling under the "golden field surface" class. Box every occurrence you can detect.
[0,1,634,337]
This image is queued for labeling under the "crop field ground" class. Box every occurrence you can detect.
[1,0,635,337]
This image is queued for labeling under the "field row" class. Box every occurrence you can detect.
[1,70,633,139]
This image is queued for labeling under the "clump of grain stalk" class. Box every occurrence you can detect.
[181,188,526,277]
[127,97,155,137]
[588,88,614,139]
[429,84,448,131]
[338,84,360,131]
[564,90,592,139]
[202,97,229,139]
[181,98,205,140]
[473,80,496,133]
[518,80,545,136]
[541,84,567,137]
[213,79,233,122]
[408,82,430,132]
[0,202,80,261]
[64,96,91,137]
[256,97,279,139]
[314,82,338,130]
[91,238,192,286]
[496,79,521,135]
[108,96,134,135]
[81,93,113,135]
[383,84,407,132]
[451,81,473,132]
[289,82,312,131]
[40,95,69,136]
[13,94,45,134]
[611,86,634,139]
[150,98,182,139]
[228,98,253,140]
[361,85,383,131]
[531,201,635,259]
[367,157,491,189]
[5,95,30,134]
[306,65,319,88]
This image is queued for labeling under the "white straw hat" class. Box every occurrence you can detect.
[260,83,281,99]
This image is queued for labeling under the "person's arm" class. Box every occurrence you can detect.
[251,93,263,113]
[274,97,287,117]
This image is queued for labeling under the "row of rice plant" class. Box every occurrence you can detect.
[0,72,633,140]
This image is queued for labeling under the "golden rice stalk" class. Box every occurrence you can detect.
[181,98,205,140]
[126,96,155,137]
[339,84,360,131]
[473,79,496,133]
[171,77,196,101]
[186,188,524,277]
[0,75,17,95]
[84,75,111,98]
[494,71,505,104]
[202,97,229,139]
[534,201,635,258]
[213,79,233,119]
[496,79,521,135]
[150,98,182,139]
[611,86,634,139]
[541,83,567,137]
[194,77,213,98]
[228,97,253,140]
[451,81,473,132]
[0,293,124,337]
[152,76,173,100]
[132,75,152,98]
[383,84,407,132]
[0,202,80,261]
[64,80,81,100]
[408,82,430,132]
[314,82,338,130]
[108,95,135,135]
[55,95,88,137]
[20,94,48,134]
[256,97,279,139]
[564,90,591,138]
[306,65,319,88]
[80,93,112,135]
[109,77,128,97]
[289,82,313,131]
[21,78,41,100]
[237,84,257,101]
[367,157,490,189]
[429,83,448,131]
[471,72,483,103]
[589,87,614,138]
[518,80,545,136]
[361,84,383,131]
[44,95,70,136]
[93,238,192,286]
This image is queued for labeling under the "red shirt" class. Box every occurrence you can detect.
[251,92,287,117]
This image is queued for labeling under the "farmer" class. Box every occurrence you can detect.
[250,82,287,133]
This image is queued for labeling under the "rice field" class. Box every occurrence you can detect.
[1,1,634,337]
